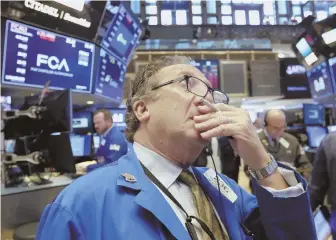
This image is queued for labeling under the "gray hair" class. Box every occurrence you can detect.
[125,55,193,142]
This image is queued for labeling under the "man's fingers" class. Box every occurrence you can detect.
[194,111,238,123]
[197,103,238,114]
[195,116,235,132]
[200,124,238,140]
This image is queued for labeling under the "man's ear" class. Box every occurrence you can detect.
[133,100,150,122]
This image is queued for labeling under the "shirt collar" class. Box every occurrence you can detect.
[133,142,194,189]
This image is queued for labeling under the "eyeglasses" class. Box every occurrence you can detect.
[151,75,229,104]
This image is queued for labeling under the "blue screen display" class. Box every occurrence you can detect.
[303,104,325,125]
[72,111,93,134]
[94,48,126,102]
[306,61,335,100]
[328,57,336,92]
[306,126,327,148]
[101,4,142,64]
[2,20,95,93]
[109,108,126,130]
[70,134,92,157]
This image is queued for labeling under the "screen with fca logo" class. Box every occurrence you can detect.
[1,20,95,93]
[306,61,334,100]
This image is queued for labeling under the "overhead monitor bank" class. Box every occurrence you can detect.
[1,20,95,93]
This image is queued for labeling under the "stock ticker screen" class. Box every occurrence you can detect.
[101,4,142,64]
[94,47,126,102]
[193,60,219,89]
[1,20,95,93]
[306,61,335,100]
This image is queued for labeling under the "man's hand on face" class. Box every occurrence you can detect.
[193,104,270,171]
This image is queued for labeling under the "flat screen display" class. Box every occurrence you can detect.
[328,56,336,90]
[193,60,219,89]
[70,134,92,157]
[306,61,335,100]
[95,1,120,43]
[94,48,126,102]
[303,104,325,125]
[2,20,95,93]
[306,126,327,148]
[109,108,126,130]
[101,4,142,64]
[72,111,93,134]
[280,58,311,99]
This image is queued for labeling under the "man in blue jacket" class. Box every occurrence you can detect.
[37,56,317,239]
[86,109,128,172]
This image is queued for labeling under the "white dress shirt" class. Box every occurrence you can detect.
[133,142,305,239]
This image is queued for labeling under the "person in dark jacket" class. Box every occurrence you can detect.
[310,132,336,238]
[218,136,240,183]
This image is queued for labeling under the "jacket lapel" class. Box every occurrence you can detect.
[117,149,190,240]
[192,167,243,240]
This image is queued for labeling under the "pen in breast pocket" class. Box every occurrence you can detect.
[200,98,234,139]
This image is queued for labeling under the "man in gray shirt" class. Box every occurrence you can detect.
[310,132,336,238]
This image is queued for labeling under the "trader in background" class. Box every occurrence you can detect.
[258,109,312,180]
[310,132,336,239]
[86,109,128,172]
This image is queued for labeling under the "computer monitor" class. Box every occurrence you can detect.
[328,125,336,133]
[3,89,73,139]
[48,132,75,173]
[93,47,126,103]
[306,126,327,148]
[72,111,93,134]
[314,208,332,240]
[100,3,142,64]
[306,61,335,100]
[2,20,95,93]
[70,134,92,157]
[109,108,126,130]
[303,104,325,125]
[328,56,336,91]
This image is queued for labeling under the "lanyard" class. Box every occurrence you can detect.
[140,162,216,240]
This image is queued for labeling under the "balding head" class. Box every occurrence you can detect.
[265,109,287,139]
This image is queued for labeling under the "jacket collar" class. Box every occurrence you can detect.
[117,147,191,240]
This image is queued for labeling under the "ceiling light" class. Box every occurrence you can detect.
[278,53,285,58]
[86,100,94,105]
